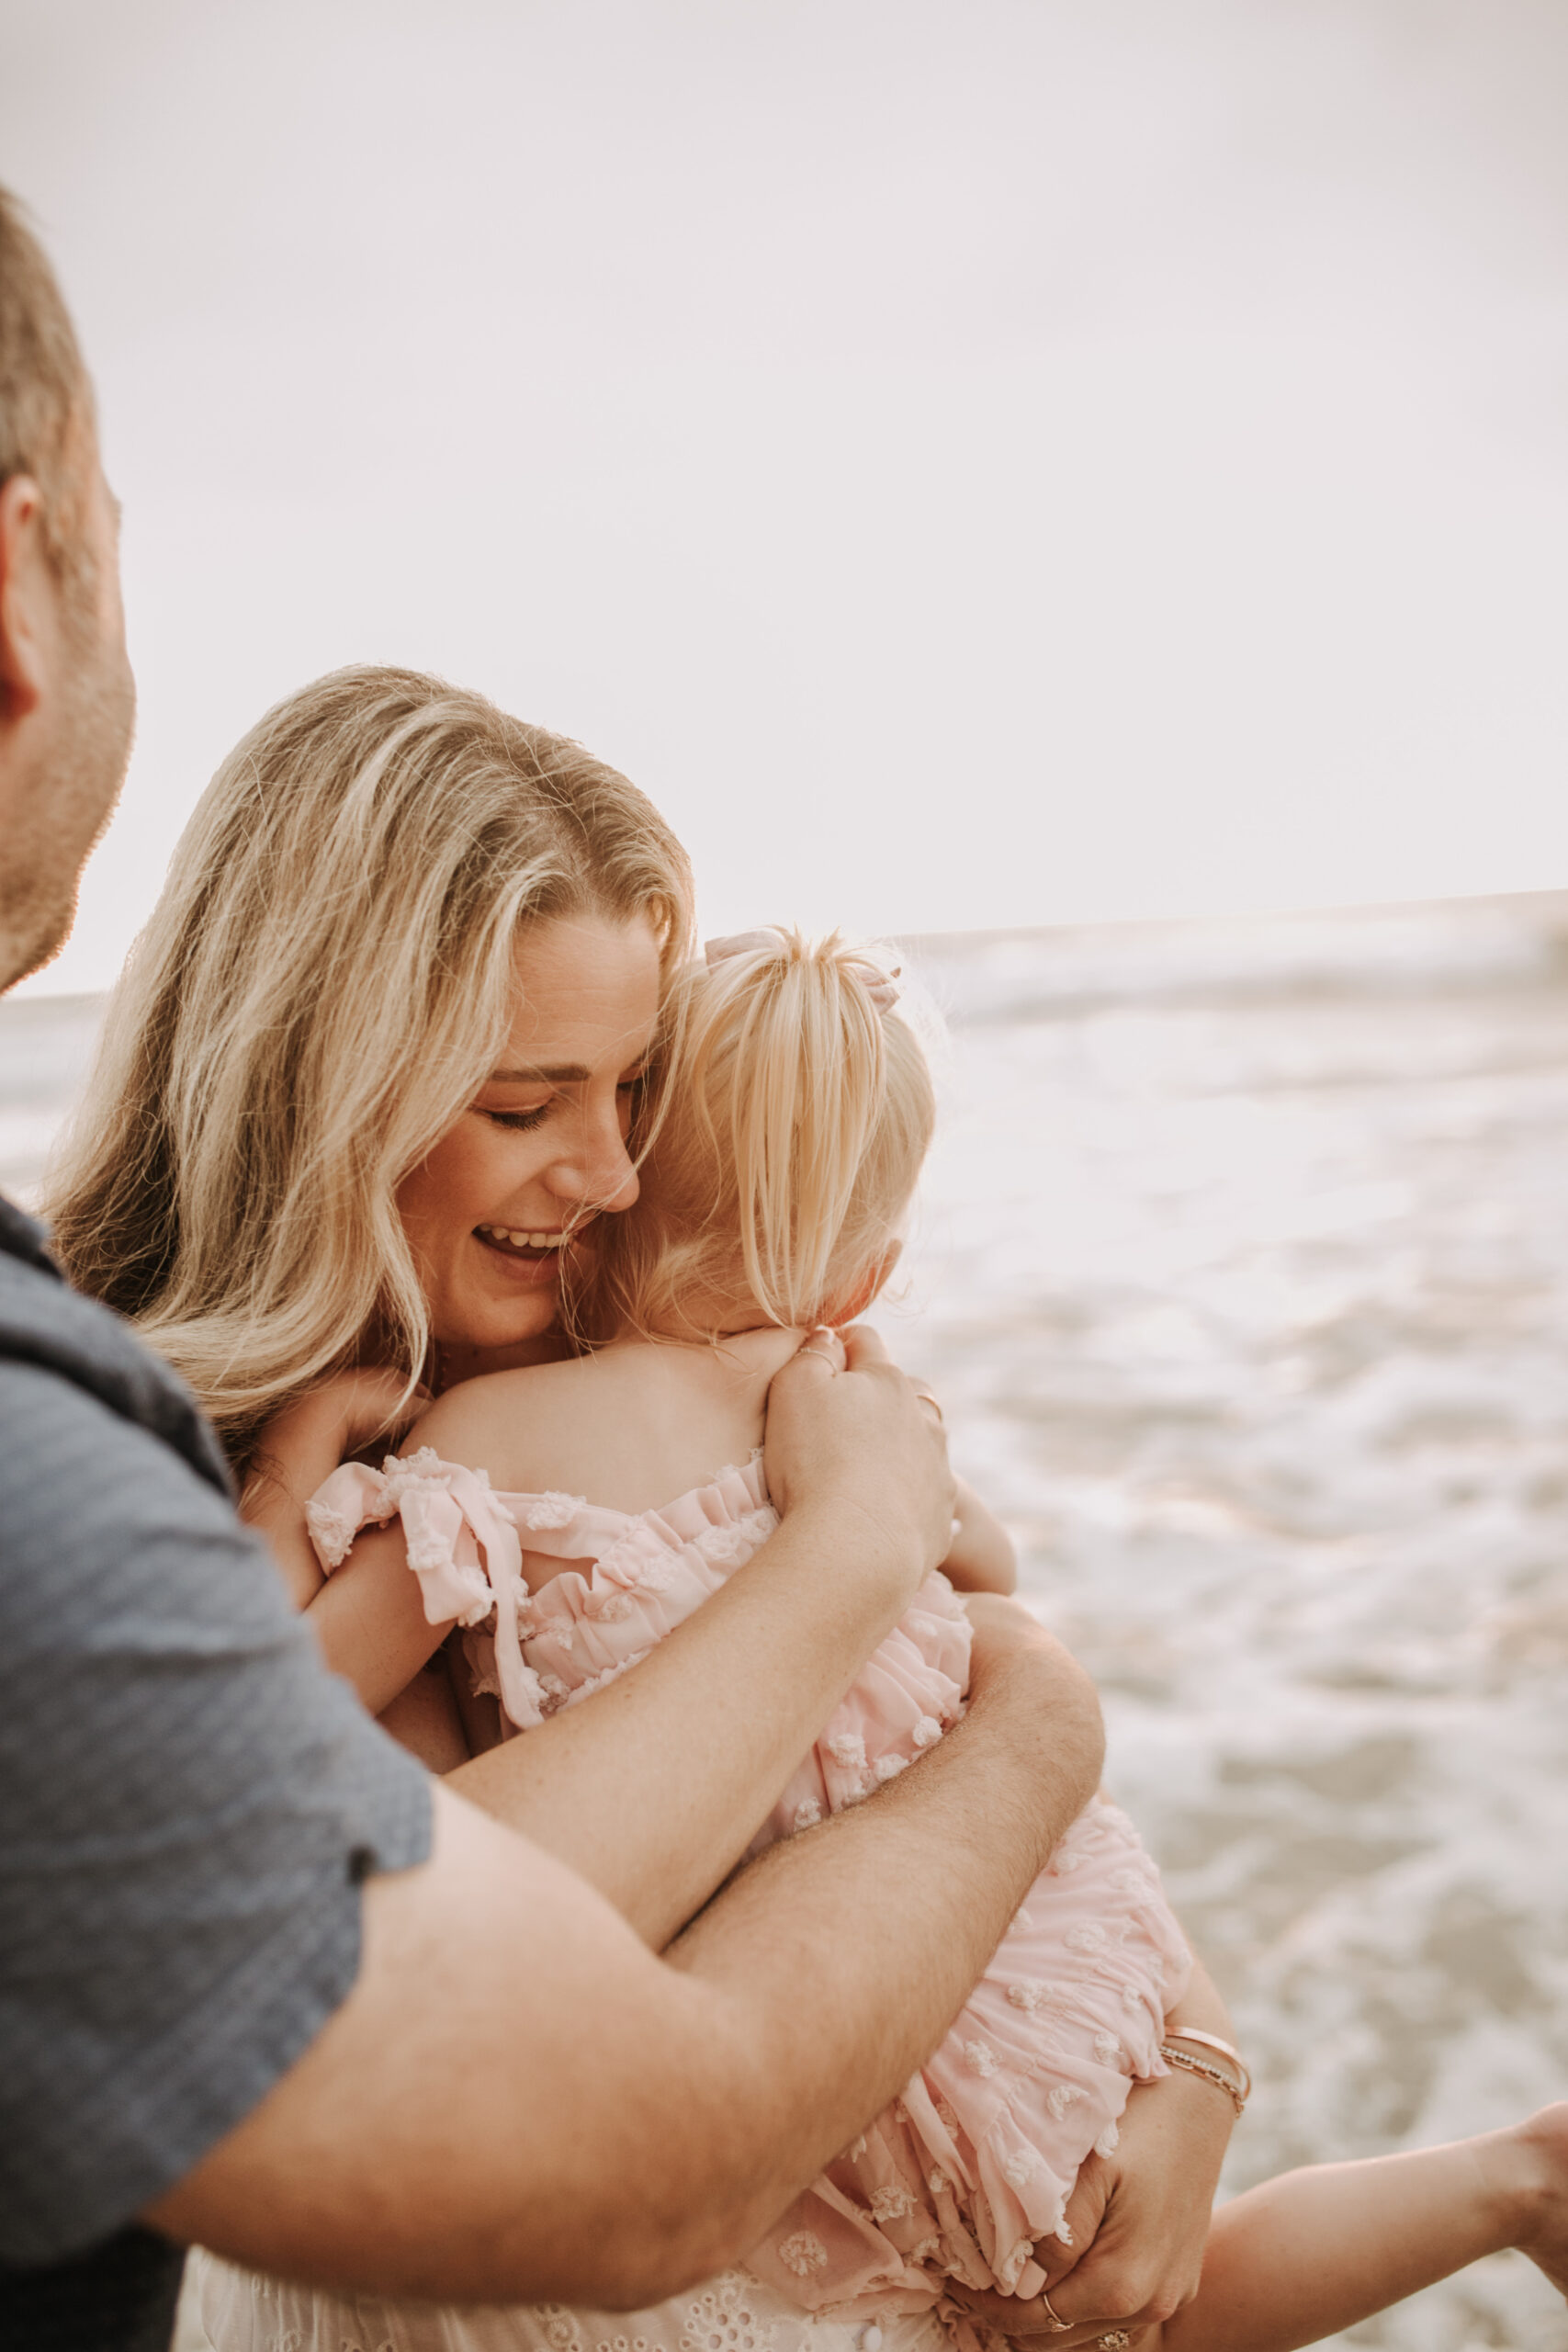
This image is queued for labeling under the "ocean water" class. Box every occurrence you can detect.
[884,897,1568,2349]
[7,895,1568,2349]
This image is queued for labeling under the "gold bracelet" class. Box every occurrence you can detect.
[1163,2028,1253,2104]
[1158,2041,1247,2117]
[1165,2026,1247,2073]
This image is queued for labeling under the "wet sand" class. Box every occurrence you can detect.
[8,895,1568,2348]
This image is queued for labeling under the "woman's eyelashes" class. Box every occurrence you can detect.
[481,1069,647,1135]
[484,1103,550,1133]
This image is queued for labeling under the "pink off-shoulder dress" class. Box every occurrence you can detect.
[306,1447,1191,2320]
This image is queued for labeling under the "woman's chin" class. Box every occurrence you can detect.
[432,1274,563,1372]
[467,1292,561,1349]
[434,1324,567,1387]
[467,1333,570,1378]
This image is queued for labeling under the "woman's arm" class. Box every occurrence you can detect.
[301,1329,1043,1952]
[1025,1956,1236,2339]
[291,1331,1093,1954]
[451,1329,985,1948]
[944,1951,1239,2345]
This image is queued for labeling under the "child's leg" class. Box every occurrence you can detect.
[1155,2102,1568,2352]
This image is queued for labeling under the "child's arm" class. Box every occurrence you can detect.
[245,1373,468,1738]
[243,1370,423,1609]
[940,1475,1018,1593]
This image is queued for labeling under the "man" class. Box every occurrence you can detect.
[0,186,1117,2351]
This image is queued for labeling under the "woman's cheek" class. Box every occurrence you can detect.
[456,1124,516,1219]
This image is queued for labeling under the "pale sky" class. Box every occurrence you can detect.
[6,0,1568,992]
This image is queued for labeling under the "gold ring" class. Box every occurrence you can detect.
[1037,2290,1072,2334]
[1095,2335,1133,2349]
[913,1386,943,1422]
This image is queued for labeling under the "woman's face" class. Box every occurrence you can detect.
[398,910,662,1362]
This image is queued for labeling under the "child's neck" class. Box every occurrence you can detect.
[625,1283,798,1351]
[627,1312,792,1350]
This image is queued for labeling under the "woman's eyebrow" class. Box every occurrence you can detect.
[488,1061,591,1084]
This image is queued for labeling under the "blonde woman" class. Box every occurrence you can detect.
[49,667,1234,2344]
[196,927,1568,2352]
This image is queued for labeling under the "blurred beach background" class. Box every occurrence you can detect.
[10,890,1568,2349]
[890,895,1568,2349]
[7,2,1568,2345]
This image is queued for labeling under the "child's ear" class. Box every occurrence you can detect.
[824,1241,903,1328]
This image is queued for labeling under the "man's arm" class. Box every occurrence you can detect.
[146,1602,1103,2308]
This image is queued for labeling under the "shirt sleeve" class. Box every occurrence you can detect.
[0,1362,434,2266]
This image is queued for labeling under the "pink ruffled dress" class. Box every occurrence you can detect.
[308,1448,1190,2320]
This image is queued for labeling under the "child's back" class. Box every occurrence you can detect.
[415,1326,805,1539]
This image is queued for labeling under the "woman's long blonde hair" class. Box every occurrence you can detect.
[592,929,936,1342]
[46,665,694,1468]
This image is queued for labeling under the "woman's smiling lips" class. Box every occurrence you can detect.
[473,1219,594,1284]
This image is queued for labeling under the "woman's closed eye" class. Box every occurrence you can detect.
[481,1068,646,1134]
[484,1103,551,1132]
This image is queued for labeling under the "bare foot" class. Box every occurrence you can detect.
[1506,2102,1568,2300]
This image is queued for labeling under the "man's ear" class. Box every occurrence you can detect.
[0,475,51,724]
[823,1240,904,1328]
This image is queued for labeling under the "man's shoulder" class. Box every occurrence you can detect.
[0,1211,232,1498]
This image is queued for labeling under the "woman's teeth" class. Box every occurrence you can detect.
[479,1225,567,1251]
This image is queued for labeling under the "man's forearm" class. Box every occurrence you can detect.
[663,1609,1105,2256]
[148,1617,1102,2311]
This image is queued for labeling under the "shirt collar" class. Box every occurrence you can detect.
[0,1192,62,1280]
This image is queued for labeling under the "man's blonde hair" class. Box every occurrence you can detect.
[592,930,936,1340]
[47,665,694,1467]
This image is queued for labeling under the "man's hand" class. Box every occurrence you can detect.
[943,2067,1231,2345]
[763,1325,955,1591]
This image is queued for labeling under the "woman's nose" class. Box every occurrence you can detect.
[548,1107,639,1215]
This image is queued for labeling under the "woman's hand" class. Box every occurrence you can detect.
[942,2016,1235,2345]
[762,1324,956,1596]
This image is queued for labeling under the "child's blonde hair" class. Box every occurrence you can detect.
[593,927,936,1340]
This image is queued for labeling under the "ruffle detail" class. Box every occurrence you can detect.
[306,1449,548,1729]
